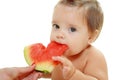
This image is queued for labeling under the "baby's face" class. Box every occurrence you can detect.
[50,4,91,56]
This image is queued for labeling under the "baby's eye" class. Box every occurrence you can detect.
[52,24,60,29]
[69,27,77,32]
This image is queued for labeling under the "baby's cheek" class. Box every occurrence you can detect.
[63,48,77,56]
[70,46,83,55]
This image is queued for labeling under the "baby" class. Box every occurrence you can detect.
[0,0,108,80]
[45,0,108,80]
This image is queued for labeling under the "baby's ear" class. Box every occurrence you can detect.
[88,30,99,43]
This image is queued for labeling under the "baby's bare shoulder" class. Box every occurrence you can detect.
[87,45,105,60]
[84,45,108,80]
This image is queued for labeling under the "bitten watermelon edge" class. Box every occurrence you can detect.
[24,41,68,73]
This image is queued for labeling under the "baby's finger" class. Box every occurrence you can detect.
[52,56,71,66]
[52,56,75,79]
[52,56,62,61]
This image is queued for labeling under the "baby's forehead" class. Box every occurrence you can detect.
[55,3,86,15]
[54,5,85,20]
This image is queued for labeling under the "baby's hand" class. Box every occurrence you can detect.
[52,56,75,79]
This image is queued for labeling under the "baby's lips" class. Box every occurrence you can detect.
[54,41,68,49]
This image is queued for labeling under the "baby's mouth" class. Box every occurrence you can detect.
[51,41,69,52]
[52,41,68,47]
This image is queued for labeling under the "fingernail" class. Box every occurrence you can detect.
[52,56,56,60]
[31,62,35,66]
[30,63,36,67]
[52,56,58,60]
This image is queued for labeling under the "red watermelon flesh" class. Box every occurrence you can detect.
[24,41,68,73]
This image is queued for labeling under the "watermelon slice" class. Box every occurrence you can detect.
[24,41,68,73]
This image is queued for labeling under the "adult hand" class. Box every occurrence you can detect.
[0,65,42,80]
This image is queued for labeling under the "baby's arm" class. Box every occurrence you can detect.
[53,51,108,80]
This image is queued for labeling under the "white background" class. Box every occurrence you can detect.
[0,0,120,80]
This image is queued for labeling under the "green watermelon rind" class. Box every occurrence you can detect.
[24,46,33,65]
[24,46,55,73]
[35,61,55,73]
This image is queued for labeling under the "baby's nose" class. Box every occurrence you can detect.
[56,32,64,39]
[56,35,64,39]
